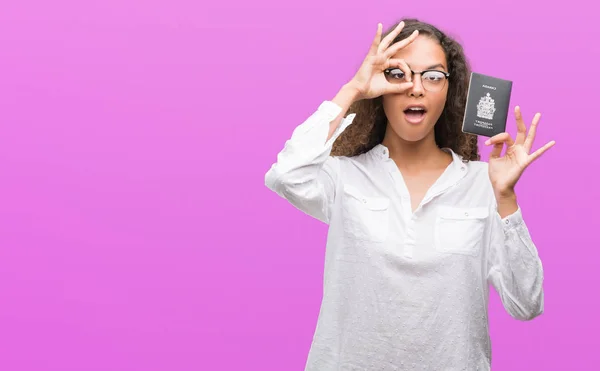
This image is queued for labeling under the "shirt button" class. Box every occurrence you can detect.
[505,219,510,224]
[464,212,469,216]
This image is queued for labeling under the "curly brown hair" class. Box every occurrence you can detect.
[331,18,480,161]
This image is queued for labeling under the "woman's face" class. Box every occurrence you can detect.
[382,35,449,143]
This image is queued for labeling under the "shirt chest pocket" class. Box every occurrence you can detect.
[434,206,489,256]
[341,184,390,243]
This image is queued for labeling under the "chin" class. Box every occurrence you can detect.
[388,120,435,143]
[398,131,432,143]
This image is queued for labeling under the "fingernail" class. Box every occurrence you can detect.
[485,140,490,145]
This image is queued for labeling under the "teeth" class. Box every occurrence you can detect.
[408,107,424,111]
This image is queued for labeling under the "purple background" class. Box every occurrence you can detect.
[0,0,597,370]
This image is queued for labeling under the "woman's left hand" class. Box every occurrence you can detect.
[485,106,555,198]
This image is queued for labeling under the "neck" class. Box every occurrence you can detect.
[381,127,451,172]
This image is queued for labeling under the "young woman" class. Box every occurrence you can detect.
[264,18,554,370]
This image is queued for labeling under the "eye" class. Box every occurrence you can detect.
[422,71,446,81]
[386,68,405,80]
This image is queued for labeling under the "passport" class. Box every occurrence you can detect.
[462,72,513,137]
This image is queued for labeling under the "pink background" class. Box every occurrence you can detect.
[0,0,597,370]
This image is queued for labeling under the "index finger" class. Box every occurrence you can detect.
[367,23,383,56]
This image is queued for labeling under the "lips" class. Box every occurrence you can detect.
[403,105,427,124]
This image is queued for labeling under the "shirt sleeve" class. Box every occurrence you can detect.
[264,101,356,224]
[486,206,545,321]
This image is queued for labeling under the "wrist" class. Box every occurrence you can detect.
[343,81,363,100]
[495,190,518,218]
[494,187,516,201]
[332,83,362,111]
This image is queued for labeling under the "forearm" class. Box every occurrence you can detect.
[327,83,361,141]
[265,97,355,223]
[488,206,544,321]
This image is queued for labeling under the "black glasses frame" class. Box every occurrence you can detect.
[383,68,451,92]
[384,68,450,80]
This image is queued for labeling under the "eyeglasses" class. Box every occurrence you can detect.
[383,68,450,92]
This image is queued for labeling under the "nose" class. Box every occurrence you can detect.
[409,74,425,97]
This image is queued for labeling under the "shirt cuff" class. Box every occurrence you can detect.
[501,206,524,230]
[317,100,343,119]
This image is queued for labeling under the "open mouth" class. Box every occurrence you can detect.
[403,106,427,124]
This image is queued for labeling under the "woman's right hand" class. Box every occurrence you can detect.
[348,22,419,100]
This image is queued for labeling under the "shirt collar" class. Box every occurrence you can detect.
[372,143,465,163]
[370,143,469,186]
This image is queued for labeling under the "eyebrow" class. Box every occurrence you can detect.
[425,63,446,71]
[407,63,447,71]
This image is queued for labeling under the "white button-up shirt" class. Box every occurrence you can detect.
[265,100,544,371]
